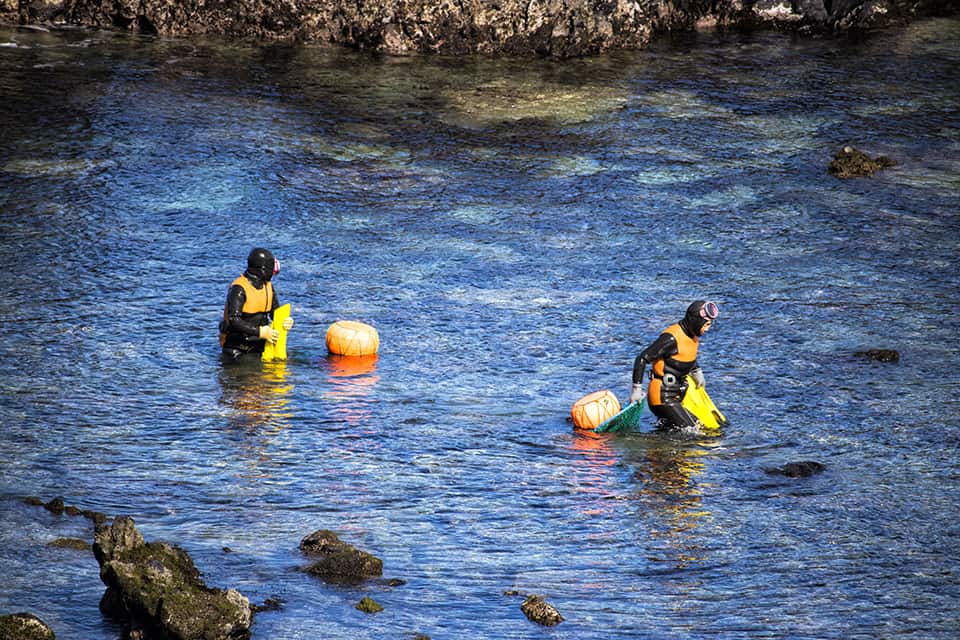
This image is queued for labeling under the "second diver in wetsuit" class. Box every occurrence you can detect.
[219,247,294,363]
[629,300,719,430]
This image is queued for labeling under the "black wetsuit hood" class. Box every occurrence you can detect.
[246,247,275,284]
[681,300,710,337]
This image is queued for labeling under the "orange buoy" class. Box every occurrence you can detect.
[571,390,621,430]
[325,320,380,356]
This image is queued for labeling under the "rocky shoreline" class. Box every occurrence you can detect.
[1,0,958,57]
[5,496,570,639]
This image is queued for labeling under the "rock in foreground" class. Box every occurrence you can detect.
[0,613,55,640]
[93,516,251,640]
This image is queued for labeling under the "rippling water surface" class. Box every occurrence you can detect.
[1,19,959,639]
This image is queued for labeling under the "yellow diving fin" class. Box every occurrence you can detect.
[682,375,728,431]
[262,303,291,362]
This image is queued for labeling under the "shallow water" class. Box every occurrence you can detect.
[1,19,959,640]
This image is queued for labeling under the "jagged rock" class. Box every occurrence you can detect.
[765,461,825,477]
[299,529,383,583]
[93,516,251,640]
[520,594,564,626]
[829,146,896,178]
[355,596,383,614]
[0,612,55,640]
[854,348,900,362]
[3,1,956,58]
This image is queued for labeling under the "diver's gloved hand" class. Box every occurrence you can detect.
[259,325,279,344]
[629,383,646,404]
[282,317,294,331]
[691,368,705,388]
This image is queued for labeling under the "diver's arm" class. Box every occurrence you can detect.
[632,333,678,384]
[225,285,262,339]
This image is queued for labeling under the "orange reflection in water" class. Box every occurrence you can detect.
[569,429,620,519]
[320,355,379,428]
[632,440,715,569]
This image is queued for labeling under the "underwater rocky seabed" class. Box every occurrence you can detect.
[1,13,960,640]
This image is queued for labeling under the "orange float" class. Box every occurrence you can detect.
[325,320,380,356]
[571,390,621,430]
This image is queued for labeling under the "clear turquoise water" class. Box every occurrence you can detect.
[1,19,959,639]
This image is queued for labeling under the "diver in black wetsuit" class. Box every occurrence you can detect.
[629,300,719,430]
[219,248,294,362]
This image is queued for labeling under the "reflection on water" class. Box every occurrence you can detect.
[320,354,379,427]
[630,436,716,569]
[217,359,294,476]
[568,430,620,521]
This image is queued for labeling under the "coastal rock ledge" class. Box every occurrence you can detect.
[93,516,252,640]
[2,0,958,57]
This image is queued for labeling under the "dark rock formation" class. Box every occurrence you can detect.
[520,594,564,626]
[43,496,65,515]
[765,460,826,477]
[854,348,900,362]
[250,597,284,614]
[0,613,55,640]
[93,516,252,640]
[829,146,896,178]
[299,529,383,584]
[24,496,108,526]
[2,1,957,57]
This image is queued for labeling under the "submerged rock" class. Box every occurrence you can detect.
[24,495,109,525]
[829,146,896,178]
[520,594,564,626]
[43,497,66,515]
[0,612,55,640]
[854,348,900,362]
[48,537,90,551]
[355,596,384,614]
[93,516,252,640]
[765,461,826,477]
[299,529,383,584]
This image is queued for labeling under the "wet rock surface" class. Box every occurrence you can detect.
[829,146,896,178]
[48,537,91,551]
[94,516,252,640]
[855,348,900,362]
[765,461,826,477]
[520,594,565,626]
[0,612,55,640]
[2,1,957,57]
[299,529,383,583]
[24,496,108,525]
[355,596,384,614]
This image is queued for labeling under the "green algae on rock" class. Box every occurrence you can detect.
[93,516,252,640]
